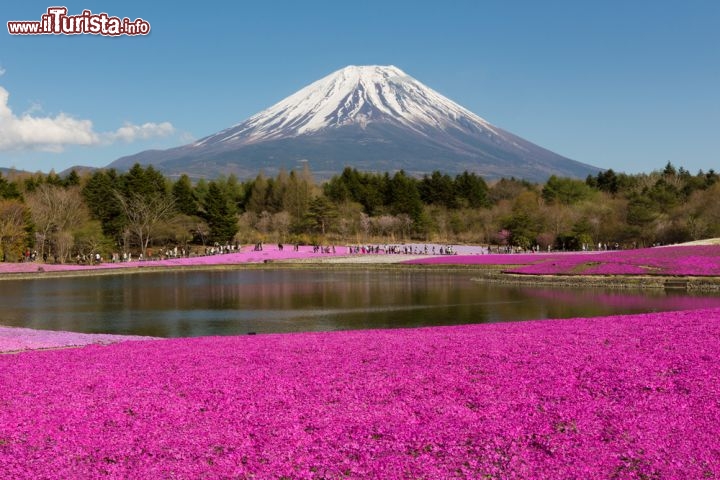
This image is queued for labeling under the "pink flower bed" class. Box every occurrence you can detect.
[576,262,648,275]
[0,245,348,275]
[407,246,720,276]
[0,326,156,354]
[510,246,720,276]
[404,253,569,265]
[2,310,719,478]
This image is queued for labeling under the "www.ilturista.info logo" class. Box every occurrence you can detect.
[7,7,150,36]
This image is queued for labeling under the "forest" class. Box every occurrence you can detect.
[0,162,718,262]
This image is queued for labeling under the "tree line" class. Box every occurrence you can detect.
[0,162,718,262]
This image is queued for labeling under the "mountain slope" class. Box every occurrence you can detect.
[110,65,599,181]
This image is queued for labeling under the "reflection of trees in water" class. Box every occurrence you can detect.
[204,270,479,311]
[524,287,720,319]
[4,269,720,337]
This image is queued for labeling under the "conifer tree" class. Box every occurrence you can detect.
[204,181,239,243]
[172,174,198,216]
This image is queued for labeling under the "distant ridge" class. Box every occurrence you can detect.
[0,167,27,176]
[59,165,97,177]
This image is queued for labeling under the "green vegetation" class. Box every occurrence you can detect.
[0,162,717,262]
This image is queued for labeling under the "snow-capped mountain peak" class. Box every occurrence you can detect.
[195,65,498,147]
[111,65,599,182]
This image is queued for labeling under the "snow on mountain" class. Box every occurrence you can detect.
[110,65,600,181]
[194,65,501,147]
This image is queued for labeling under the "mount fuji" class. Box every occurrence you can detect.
[109,65,599,181]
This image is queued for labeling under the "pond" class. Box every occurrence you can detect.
[2,268,720,337]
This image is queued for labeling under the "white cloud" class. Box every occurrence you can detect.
[104,122,175,143]
[0,87,97,151]
[0,67,6,77]
[0,86,174,152]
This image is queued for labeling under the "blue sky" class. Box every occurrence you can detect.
[0,1,718,176]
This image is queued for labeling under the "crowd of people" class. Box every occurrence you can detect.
[347,244,458,255]
[18,241,621,265]
[92,243,241,264]
[13,242,471,264]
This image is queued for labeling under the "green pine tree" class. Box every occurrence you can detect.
[204,181,239,243]
[172,174,198,216]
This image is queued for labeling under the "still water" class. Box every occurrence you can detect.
[2,269,720,337]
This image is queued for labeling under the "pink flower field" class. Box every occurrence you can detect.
[6,244,719,277]
[0,243,482,276]
[404,253,566,266]
[0,245,349,275]
[2,309,719,478]
[0,326,156,354]
[406,245,720,277]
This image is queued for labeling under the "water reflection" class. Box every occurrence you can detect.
[1,269,719,337]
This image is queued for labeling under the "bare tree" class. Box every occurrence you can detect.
[55,231,75,264]
[234,212,257,245]
[374,215,399,239]
[194,219,211,247]
[336,202,363,241]
[255,210,273,234]
[544,203,575,238]
[120,228,132,254]
[73,221,108,263]
[397,214,413,240]
[359,213,371,242]
[165,214,197,249]
[116,192,176,257]
[272,211,292,242]
[0,199,29,262]
[26,185,88,259]
[28,193,53,257]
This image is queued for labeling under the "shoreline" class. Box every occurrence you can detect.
[3,257,720,291]
[469,268,720,292]
[3,258,720,354]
